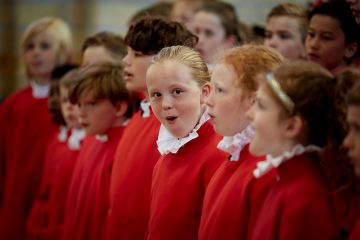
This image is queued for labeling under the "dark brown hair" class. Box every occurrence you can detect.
[124,16,198,55]
[129,2,174,24]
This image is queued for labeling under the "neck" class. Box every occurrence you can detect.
[32,75,51,85]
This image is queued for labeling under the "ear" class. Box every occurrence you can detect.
[114,101,128,117]
[200,83,211,104]
[344,42,358,59]
[224,35,236,48]
[283,115,304,139]
[243,92,256,112]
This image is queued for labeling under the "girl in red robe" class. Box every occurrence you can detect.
[61,64,134,240]
[0,17,74,240]
[246,61,343,239]
[145,45,226,240]
[198,44,284,240]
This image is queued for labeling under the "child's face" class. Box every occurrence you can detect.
[206,63,253,136]
[171,0,194,30]
[82,46,119,66]
[306,15,350,72]
[59,85,81,129]
[343,104,360,177]
[246,85,291,157]
[147,60,208,138]
[193,11,230,64]
[25,31,57,80]
[347,0,360,24]
[123,47,153,94]
[77,90,120,135]
[265,16,306,61]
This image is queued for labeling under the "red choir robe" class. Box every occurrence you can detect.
[350,218,360,240]
[0,86,57,240]
[332,190,360,238]
[26,127,82,240]
[198,144,276,240]
[146,120,226,240]
[104,107,161,240]
[62,126,125,240]
[250,152,341,240]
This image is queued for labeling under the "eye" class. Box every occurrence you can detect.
[205,29,214,38]
[264,31,272,39]
[40,42,50,50]
[256,98,264,109]
[25,42,35,51]
[172,88,183,96]
[134,51,145,57]
[279,32,291,40]
[307,31,315,38]
[151,92,161,99]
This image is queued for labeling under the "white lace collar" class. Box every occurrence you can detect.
[94,120,128,143]
[30,81,50,98]
[217,125,255,161]
[95,134,108,143]
[157,112,209,155]
[68,128,85,150]
[58,126,68,142]
[253,144,322,179]
[140,100,151,118]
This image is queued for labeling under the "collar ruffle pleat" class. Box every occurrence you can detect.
[68,128,86,149]
[157,112,209,155]
[30,81,50,98]
[217,125,255,161]
[140,100,151,118]
[253,144,322,179]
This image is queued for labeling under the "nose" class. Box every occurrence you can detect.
[306,35,319,50]
[245,104,254,122]
[343,131,353,150]
[162,95,173,110]
[77,105,87,118]
[122,53,130,66]
[265,36,278,49]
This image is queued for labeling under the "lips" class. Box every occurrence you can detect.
[165,116,178,124]
[124,70,134,81]
[307,52,320,61]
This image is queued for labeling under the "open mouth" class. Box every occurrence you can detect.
[124,71,134,81]
[166,116,177,122]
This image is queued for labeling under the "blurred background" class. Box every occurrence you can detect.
[0,0,308,101]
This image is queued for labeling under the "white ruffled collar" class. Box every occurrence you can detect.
[217,125,255,161]
[58,126,69,142]
[157,112,209,155]
[30,81,50,98]
[68,128,85,150]
[140,100,151,118]
[94,119,129,143]
[253,144,322,179]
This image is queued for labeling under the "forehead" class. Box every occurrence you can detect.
[193,11,223,28]
[267,16,302,31]
[211,63,235,83]
[309,14,342,32]
[147,60,194,84]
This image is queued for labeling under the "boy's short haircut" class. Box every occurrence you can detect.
[69,64,134,118]
[124,16,198,55]
[81,31,127,58]
[267,3,308,42]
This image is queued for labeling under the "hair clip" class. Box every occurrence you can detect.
[266,73,294,113]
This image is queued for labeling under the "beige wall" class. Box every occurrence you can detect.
[0,0,309,100]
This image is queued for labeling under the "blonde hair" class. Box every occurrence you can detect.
[150,45,210,86]
[220,44,284,94]
[20,17,74,78]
